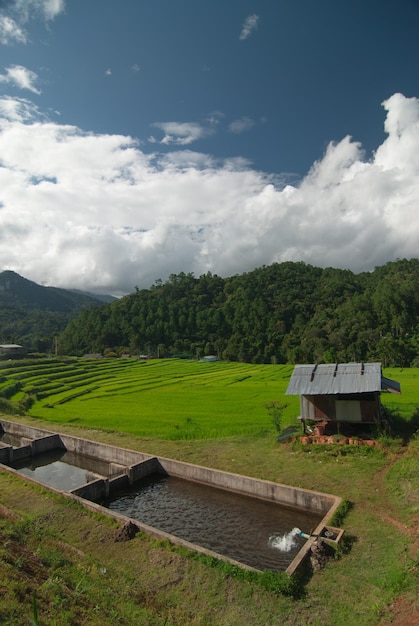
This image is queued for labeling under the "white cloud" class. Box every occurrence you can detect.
[39,0,65,20]
[240,14,259,40]
[0,15,27,44]
[206,110,223,127]
[229,116,256,134]
[8,0,65,22]
[0,92,418,295]
[150,121,213,146]
[0,95,42,120]
[0,0,65,46]
[0,64,41,93]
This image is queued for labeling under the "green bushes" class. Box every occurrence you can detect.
[0,397,16,414]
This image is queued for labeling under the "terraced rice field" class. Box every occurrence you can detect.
[0,358,298,439]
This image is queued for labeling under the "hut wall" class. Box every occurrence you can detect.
[301,393,380,423]
[301,395,336,420]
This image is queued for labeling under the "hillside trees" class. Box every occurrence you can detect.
[57,259,419,366]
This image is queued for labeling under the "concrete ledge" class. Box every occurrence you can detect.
[109,474,130,493]
[0,445,12,464]
[70,478,109,500]
[32,434,64,456]
[6,444,32,462]
[58,432,153,466]
[128,458,163,485]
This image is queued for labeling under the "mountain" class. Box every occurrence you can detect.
[0,271,113,353]
[0,271,114,312]
[69,289,116,304]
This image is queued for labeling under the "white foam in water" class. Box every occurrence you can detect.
[268,527,301,552]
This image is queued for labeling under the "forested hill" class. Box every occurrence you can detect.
[57,259,419,367]
[0,271,113,353]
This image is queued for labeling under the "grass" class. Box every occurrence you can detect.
[385,433,419,520]
[0,358,418,624]
[382,367,419,422]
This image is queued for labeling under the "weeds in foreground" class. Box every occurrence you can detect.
[329,499,353,527]
[265,400,288,434]
[29,594,39,626]
[191,552,302,598]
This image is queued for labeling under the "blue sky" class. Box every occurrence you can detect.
[0,1,419,295]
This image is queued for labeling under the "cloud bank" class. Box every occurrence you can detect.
[0,92,418,295]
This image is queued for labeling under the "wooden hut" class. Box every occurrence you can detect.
[286,362,400,433]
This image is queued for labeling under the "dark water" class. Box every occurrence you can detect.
[104,474,323,571]
[11,449,113,491]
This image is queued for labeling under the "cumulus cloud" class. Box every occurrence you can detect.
[150,121,213,146]
[240,14,259,40]
[0,92,418,295]
[0,64,41,93]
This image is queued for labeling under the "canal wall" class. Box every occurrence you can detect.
[0,419,152,466]
[156,457,336,515]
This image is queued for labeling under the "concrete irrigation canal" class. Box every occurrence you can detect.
[0,419,344,574]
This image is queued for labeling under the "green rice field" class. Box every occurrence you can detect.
[0,357,417,440]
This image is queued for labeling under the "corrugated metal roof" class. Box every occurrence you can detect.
[285,362,400,395]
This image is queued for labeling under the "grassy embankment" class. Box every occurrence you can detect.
[0,358,418,625]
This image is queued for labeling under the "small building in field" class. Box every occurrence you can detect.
[200,355,218,362]
[286,362,400,431]
[0,344,23,357]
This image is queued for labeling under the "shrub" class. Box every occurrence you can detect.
[265,401,288,433]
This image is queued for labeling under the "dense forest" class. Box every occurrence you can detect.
[0,271,112,353]
[57,258,419,367]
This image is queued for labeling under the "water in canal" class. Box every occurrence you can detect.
[11,449,114,492]
[104,473,323,571]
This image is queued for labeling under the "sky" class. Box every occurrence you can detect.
[0,1,419,296]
